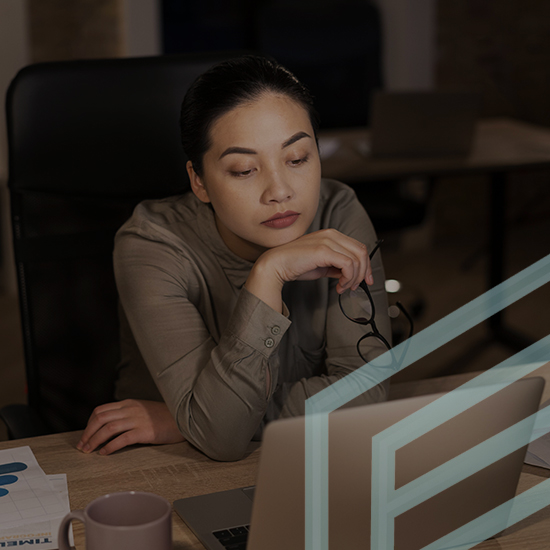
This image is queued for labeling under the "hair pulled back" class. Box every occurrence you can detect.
[180,55,319,177]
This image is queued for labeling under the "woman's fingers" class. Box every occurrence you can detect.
[357,241,372,288]
[338,236,372,289]
[279,231,372,291]
[248,229,374,313]
[77,400,143,453]
[77,403,122,450]
[78,406,135,453]
[340,235,372,288]
[77,400,185,455]
[98,430,143,456]
[313,231,371,292]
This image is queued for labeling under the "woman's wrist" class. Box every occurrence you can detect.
[245,253,285,314]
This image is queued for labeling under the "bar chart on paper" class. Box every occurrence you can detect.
[0,446,72,549]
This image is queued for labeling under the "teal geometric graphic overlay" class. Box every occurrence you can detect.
[417,474,550,550]
[305,412,329,550]
[0,462,27,497]
[372,343,550,550]
[305,252,550,550]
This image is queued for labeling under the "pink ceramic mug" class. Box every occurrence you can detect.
[58,491,172,550]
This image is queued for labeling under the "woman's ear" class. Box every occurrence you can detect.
[187,161,211,203]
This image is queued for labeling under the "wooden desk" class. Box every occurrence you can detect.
[0,434,260,549]
[320,118,550,354]
[1,363,550,549]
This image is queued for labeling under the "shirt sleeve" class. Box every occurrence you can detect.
[280,184,391,417]
[114,228,291,461]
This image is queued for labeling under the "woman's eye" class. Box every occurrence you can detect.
[230,168,254,177]
[289,155,309,167]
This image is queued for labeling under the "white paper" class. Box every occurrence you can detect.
[525,433,550,468]
[0,446,73,549]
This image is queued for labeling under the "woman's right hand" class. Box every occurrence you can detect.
[245,229,374,313]
[76,399,185,455]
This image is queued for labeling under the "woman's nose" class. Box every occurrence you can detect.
[262,171,294,203]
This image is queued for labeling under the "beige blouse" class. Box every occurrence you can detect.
[114,179,391,460]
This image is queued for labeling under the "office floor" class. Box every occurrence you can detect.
[0,179,549,442]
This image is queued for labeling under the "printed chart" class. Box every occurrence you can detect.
[0,446,72,549]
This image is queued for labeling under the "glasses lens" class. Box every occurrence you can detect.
[358,335,393,367]
[340,285,373,322]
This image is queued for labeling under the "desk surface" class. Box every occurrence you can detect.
[320,118,550,182]
[0,433,260,549]
[2,366,550,549]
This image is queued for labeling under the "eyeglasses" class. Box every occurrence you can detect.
[338,239,413,364]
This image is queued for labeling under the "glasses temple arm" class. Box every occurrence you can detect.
[396,301,414,340]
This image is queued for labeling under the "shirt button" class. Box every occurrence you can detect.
[271,325,281,335]
[265,338,275,348]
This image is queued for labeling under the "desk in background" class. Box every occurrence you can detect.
[320,118,550,183]
[320,118,550,357]
[2,364,550,549]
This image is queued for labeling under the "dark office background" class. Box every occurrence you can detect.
[25,0,550,129]
[161,0,382,128]
[22,0,550,240]
[21,0,550,239]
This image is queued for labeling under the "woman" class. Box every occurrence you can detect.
[77,55,391,461]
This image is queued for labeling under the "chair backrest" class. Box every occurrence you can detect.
[6,51,241,433]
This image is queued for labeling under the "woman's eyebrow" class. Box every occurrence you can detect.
[219,146,257,160]
[282,131,311,149]
[218,131,311,160]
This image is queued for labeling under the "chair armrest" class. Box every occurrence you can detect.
[0,403,51,439]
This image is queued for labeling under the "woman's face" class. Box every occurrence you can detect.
[188,92,322,261]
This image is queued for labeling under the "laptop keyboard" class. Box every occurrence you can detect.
[213,525,250,550]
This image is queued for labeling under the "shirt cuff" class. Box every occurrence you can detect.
[227,287,292,357]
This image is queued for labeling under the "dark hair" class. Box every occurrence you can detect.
[180,55,320,177]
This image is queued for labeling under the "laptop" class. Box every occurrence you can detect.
[174,376,543,550]
[369,91,480,158]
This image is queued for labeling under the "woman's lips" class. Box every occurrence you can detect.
[261,211,300,229]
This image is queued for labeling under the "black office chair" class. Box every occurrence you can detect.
[0,51,243,439]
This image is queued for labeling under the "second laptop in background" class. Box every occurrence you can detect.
[370,91,480,158]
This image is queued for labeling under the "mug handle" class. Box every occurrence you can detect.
[58,510,85,550]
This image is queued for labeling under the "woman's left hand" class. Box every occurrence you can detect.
[76,399,185,455]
